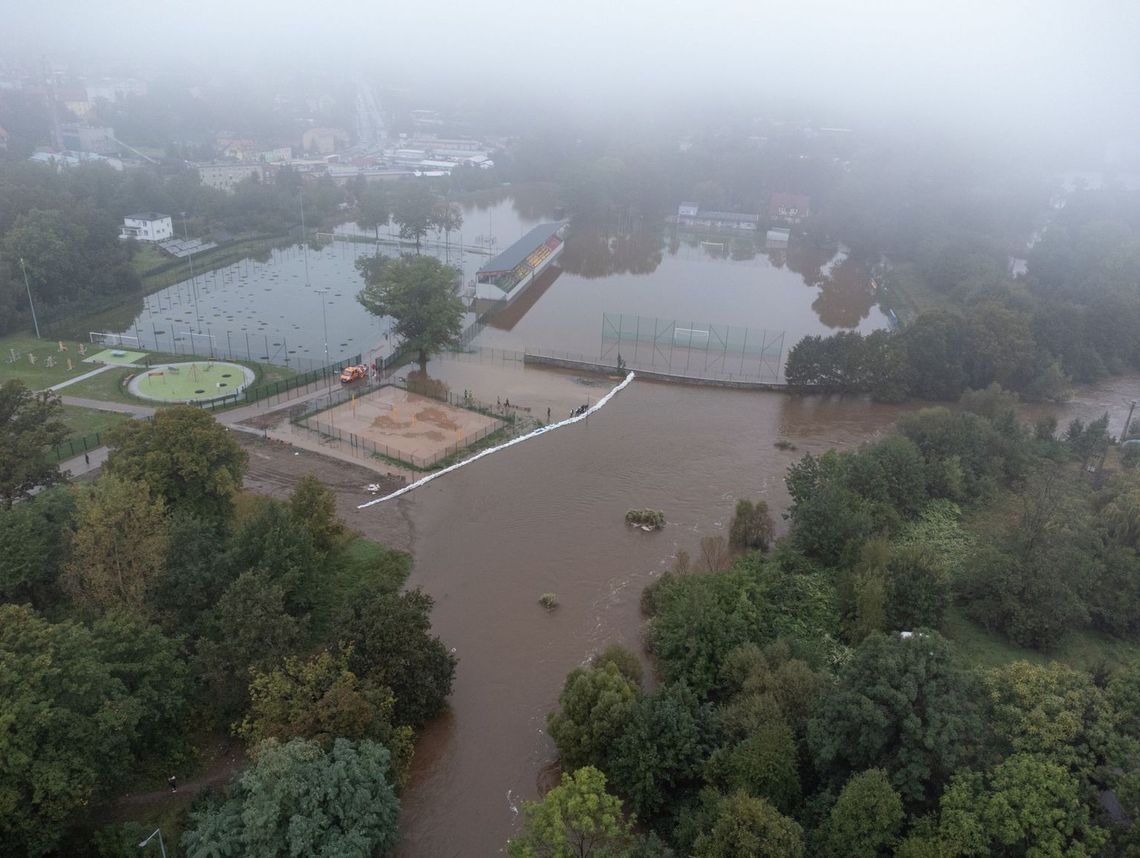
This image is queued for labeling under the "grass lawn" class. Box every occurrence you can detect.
[944,606,1140,672]
[0,334,105,389]
[60,404,130,441]
[62,366,140,405]
[59,352,293,407]
[309,534,411,639]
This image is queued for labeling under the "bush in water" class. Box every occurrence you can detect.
[625,509,666,529]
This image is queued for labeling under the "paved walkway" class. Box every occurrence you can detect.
[60,396,156,417]
[47,363,116,392]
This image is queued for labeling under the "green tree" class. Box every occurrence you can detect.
[790,480,876,567]
[181,737,400,858]
[707,720,801,814]
[984,660,1114,779]
[356,253,464,370]
[649,564,770,695]
[548,662,639,772]
[61,475,168,617]
[0,484,75,605]
[230,496,321,613]
[105,406,247,522]
[390,181,438,252]
[507,766,634,858]
[355,183,390,240]
[90,609,191,759]
[814,769,904,858]
[150,511,236,634]
[692,792,804,858]
[341,588,457,727]
[0,605,185,856]
[808,631,980,807]
[0,379,68,506]
[964,302,1039,391]
[590,642,643,686]
[901,312,967,400]
[729,499,775,553]
[962,473,1091,650]
[718,642,824,738]
[883,543,950,630]
[939,754,1107,857]
[289,473,344,553]
[194,569,306,717]
[237,647,413,783]
[609,683,719,818]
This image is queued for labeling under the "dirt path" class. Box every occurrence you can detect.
[111,740,246,822]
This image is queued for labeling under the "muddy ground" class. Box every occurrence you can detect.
[237,434,413,553]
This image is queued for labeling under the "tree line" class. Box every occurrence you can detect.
[514,387,1140,857]
[0,384,455,855]
[786,184,1140,402]
[0,159,350,335]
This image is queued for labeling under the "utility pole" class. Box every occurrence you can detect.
[19,258,40,338]
[1125,400,1137,441]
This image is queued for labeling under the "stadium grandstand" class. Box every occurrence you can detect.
[476,222,566,295]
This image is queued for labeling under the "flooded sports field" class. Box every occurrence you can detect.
[112,189,887,369]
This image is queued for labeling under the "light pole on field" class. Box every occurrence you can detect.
[19,257,40,338]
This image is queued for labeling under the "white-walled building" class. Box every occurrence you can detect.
[197,162,265,193]
[120,213,173,242]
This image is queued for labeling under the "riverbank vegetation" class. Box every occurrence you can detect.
[786,183,1140,403]
[526,387,1140,857]
[0,403,455,855]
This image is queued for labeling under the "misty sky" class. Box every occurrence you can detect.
[4,0,1139,145]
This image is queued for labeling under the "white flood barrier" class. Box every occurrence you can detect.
[358,372,636,508]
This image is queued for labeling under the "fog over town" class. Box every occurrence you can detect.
[4,3,1140,857]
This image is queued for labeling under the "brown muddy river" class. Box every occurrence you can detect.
[354,371,1137,857]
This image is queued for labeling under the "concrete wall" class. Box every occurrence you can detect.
[522,353,788,392]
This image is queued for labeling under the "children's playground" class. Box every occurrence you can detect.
[128,361,255,403]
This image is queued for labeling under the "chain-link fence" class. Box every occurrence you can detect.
[288,378,522,471]
[599,313,786,383]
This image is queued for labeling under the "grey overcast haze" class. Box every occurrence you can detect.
[5,0,1140,149]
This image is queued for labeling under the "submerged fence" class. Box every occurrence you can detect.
[600,313,786,383]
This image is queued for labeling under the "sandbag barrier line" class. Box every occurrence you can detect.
[358,372,637,508]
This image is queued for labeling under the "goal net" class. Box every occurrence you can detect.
[672,327,710,346]
[89,331,141,348]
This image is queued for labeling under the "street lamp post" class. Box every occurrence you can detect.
[138,828,167,858]
[316,288,332,399]
[181,213,202,334]
[19,258,40,338]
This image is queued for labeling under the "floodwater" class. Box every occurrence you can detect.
[113,190,885,368]
[111,240,471,367]
[474,220,889,356]
[364,368,1138,857]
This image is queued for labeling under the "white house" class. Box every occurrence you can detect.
[120,213,173,242]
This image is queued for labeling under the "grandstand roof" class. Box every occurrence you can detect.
[479,222,565,275]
